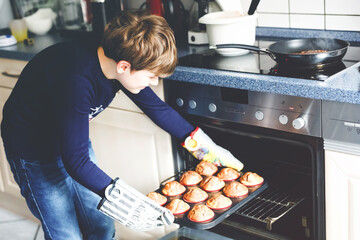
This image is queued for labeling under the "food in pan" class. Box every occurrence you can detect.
[162,181,186,197]
[206,194,232,210]
[292,50,328,55]
[195,160,218,176]
[183,187,208,203]
[146,192,167,206]
[223,181,248,198]
[165,199,190,215]
[187,204,215,222]
[239,172,264,187]
[200,176,225,192]
[180,170,203,186]
[216,168,240,181]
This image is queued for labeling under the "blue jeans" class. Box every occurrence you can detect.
[5,141,115,240]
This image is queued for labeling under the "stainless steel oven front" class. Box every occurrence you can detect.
[164,80,325,240]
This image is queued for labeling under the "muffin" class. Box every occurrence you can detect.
[183,187,208,203]
[223,181,249,198]
[240,172,264,187]
[165,199,190,215]
[162,181,186,197]
[200,176,225,192]
[146,192,167,206]
[180,170,203,186]
[195,161,218,176]
[216,168,240,181]
[206,194,232,210]
[187,204,215,223]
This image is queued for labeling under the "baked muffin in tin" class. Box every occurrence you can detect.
[223,181,248,198]
[146,192,167,206]
[183,187,208,203]
[162,181,186,197]
[217,168,240,181]
[180,170,203,186]
[195,161,218,176]
[187,204,215,223]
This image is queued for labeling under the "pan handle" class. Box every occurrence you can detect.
[211,44,276,60]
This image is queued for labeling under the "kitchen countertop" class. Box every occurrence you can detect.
[1,28,360,104]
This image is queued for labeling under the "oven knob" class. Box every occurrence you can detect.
[255,110,264,121]
[189,100,197,109]
[209,103,217,112]
[176,98,184,107]
[279,114,288,125]
[292,117,306,129]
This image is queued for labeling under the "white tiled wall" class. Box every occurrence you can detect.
[128,0,360,31]
[251,0,360,31]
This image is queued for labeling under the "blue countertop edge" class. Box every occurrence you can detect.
[1,28,360,104]
[167,62,360,104]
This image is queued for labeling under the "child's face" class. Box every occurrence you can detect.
[119,69,159,94]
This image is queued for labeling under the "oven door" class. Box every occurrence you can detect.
[170,114,325,240]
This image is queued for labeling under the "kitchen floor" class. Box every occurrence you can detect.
[0,207,44,240]
[0,207,179,240]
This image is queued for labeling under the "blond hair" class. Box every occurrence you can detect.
[102,13,177,78]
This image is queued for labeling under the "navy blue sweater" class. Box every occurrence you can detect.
[1,40,194,197]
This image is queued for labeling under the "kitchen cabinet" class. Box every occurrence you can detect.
[89,80,175,193]
[325,149,360,240]
[89,80,177,239]
[0,58,37,221]
[0,88,20,197]
[0,58,27,89]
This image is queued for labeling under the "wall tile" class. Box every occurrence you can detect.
[326,15,360,31]
[290,14,325,29]
[325,0,360,15]
[258,13,290,28]
[290,0,324,14]
[257,0,289,13]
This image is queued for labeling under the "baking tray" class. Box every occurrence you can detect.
[155,168,268,230]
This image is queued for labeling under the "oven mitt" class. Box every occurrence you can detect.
[98,178,174,231]
[182,127,244,171]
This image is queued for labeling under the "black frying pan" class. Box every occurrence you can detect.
[213,38,349,66]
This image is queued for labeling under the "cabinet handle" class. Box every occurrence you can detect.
[2,71,20,78]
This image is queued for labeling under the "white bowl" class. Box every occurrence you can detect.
[199,11,257,56]
[24,8,57,35]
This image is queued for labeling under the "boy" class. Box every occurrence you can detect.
[1,13,243,239]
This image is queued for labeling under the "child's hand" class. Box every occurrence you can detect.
[182,127,244,171]
[98,178,174,231]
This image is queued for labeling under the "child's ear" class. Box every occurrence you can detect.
[116,61,131,73]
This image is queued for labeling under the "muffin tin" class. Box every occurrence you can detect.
[154,167,268,229]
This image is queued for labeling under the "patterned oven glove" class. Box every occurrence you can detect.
[182,127,244,171]
[98,178,174,231]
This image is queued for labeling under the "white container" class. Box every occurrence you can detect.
[199,11,257,56]
[24,8,57,35]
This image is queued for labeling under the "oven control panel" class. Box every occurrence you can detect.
[165,81,321,137]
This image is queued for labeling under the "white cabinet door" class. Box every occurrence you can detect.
[0,87,36,221]
[325,150,360,240]
[0,87,22,198]
[89,107,174,194]
[0,58,27,88]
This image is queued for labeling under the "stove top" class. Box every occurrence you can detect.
[178,40,360,81]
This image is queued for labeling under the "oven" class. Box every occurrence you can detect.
[164,80,325,240]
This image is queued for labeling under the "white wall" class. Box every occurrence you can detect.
[0,0,14,29]
[128,0,360,32]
